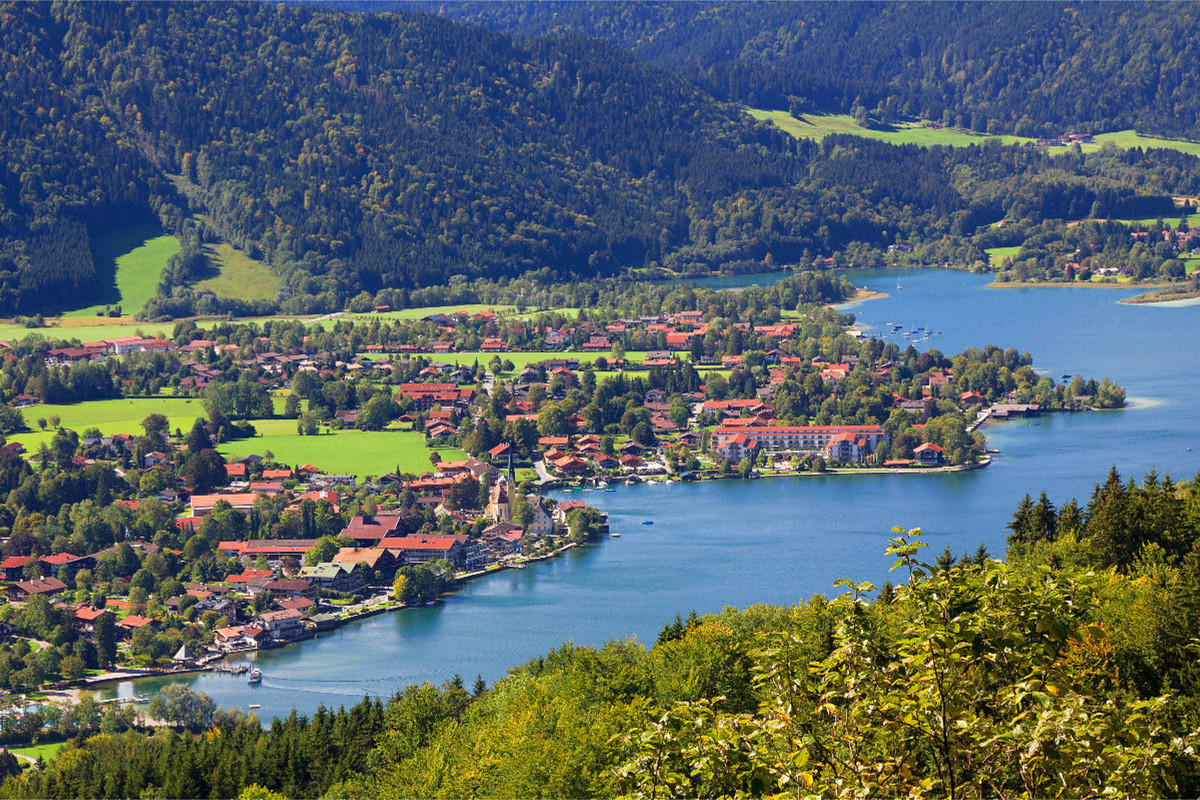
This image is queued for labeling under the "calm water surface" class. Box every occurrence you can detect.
[101,270,1200,719]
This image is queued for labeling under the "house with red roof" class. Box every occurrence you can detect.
[914,443,945,466]
[340,513,403,545]
[10,577,67,600]
[73,606,112,633]
[0,556,31,581]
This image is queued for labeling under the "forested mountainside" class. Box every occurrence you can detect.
[0,0,814,316]
[2,1,1200,318]
[433,1,1200,139]
[7,469,1200,798]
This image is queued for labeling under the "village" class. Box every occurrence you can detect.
[0,276,1124,729]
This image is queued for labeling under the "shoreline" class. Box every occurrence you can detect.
[81,543,588,694]
[986,279,1166,291]
[1119,287,1200,306]
[834,288,889,309]
[75,404,1119,702]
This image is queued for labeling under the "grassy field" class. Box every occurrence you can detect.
[365,350,625,370]
[510,307,581,321]
[749,109,1200,157]
[1122,216,1186,228]
[194,243,282,302]
[64,226,179,319]
[7,396,464,477]
[10,742,66,763]
[343,303,518,323]
[986,246,1022,267]
[748,110,1028,148]
[216,418,468,476]
[0,316,182,345]
[9,397,209,451]
[1091,130,1200,157]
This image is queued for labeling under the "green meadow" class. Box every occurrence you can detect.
[8,398,208,451]
[748,110,1028,148]
[0,319,180,345]
[10,742,66,763]
[986,246,1022,267]
[5,396,463,477]
[749,109,1200,157]
[65,224,179,319]
[343,303,514,323]
[1090,130,1200,157]
[368,350,616,371]
[0,301,588,347]
[215,418,468,476]
[194,242,282,302]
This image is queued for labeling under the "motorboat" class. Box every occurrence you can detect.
[248,668,263,684]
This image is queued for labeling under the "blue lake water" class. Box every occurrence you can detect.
[99,269,1200,720]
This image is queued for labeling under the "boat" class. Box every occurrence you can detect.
[248,704,261,709]
[641,520,654,526]
[664,478,674,485]
[248,668,263,684]
[597,480,609,489]
[610,531,622,538]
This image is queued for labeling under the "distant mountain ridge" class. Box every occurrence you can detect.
[0,1,1197,318]
[430,1,1200,139]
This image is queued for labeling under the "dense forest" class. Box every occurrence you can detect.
[1,2,1199,317]
[436,1,1200,139]
[6,467,1200,797]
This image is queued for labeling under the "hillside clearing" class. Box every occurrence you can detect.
[750,109,1200,157]
[64,225,179,319]
[194,243,282,302]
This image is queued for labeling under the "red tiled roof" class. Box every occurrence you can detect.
[378,535,466,552]
[15,577,67,595]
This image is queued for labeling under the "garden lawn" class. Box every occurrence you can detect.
[194,243,282,302]
[216,419,467,476]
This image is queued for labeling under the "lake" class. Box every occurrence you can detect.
[98,269,1200,720]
